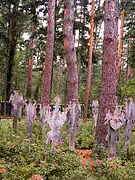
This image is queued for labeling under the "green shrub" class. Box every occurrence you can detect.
[0,120,92,180]
[76,121,94,149]
[91,144,108,160]
[1,119,135,180]
[89,157,135,180]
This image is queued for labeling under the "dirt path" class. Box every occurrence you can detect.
[75,149,93,167]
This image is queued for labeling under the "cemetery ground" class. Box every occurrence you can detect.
[0,119,135,180]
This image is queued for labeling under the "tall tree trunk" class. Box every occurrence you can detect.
[96,0,118,147]
[34,74,41,101]
[26,24,35,98]
[77,3,83,88]
[93,0,101,51]
[26,57,34,98]
[64,69,68,108]
[83,0,94,121]
[118,9,125,79]
[126,38,132,80]
[56,61,61,96]
[34,83,39,101]
[41,0,55,106]
[6,40,17,100]
[77,62,81,91]
[6,5,17,100]
[64,0,79,151]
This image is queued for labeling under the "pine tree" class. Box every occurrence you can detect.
[118,9,125,79]
[83,0,95,121]
[64,0,79,151]
[96,0,118,147]
[41,0,55,105]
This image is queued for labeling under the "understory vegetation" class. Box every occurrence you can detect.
[0,119,135,180]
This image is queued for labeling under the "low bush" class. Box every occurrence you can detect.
[1,119,135,180]
[76,120,94,149]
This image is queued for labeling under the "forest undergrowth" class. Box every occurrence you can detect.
[0,119,135,180]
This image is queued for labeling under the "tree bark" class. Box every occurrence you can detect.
[26,57,34,98]
[64,70,68,108]
[56,61,61,96]
[78,63,81,88]
[118,9,125,79]
[26,24,35,98]
[34,74,41,101]
[6,40,17,100]
[77,3,83,89]
[6,1,19,100]
[64,0,79,151]
[41,0,55,106]
[96,0,118,147]
[83,0,94,121]
[126,38,132,80]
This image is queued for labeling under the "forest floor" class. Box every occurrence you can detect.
[75,149,93,167]
[0,119,135,180]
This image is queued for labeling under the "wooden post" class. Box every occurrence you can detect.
[124,99,134,152]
